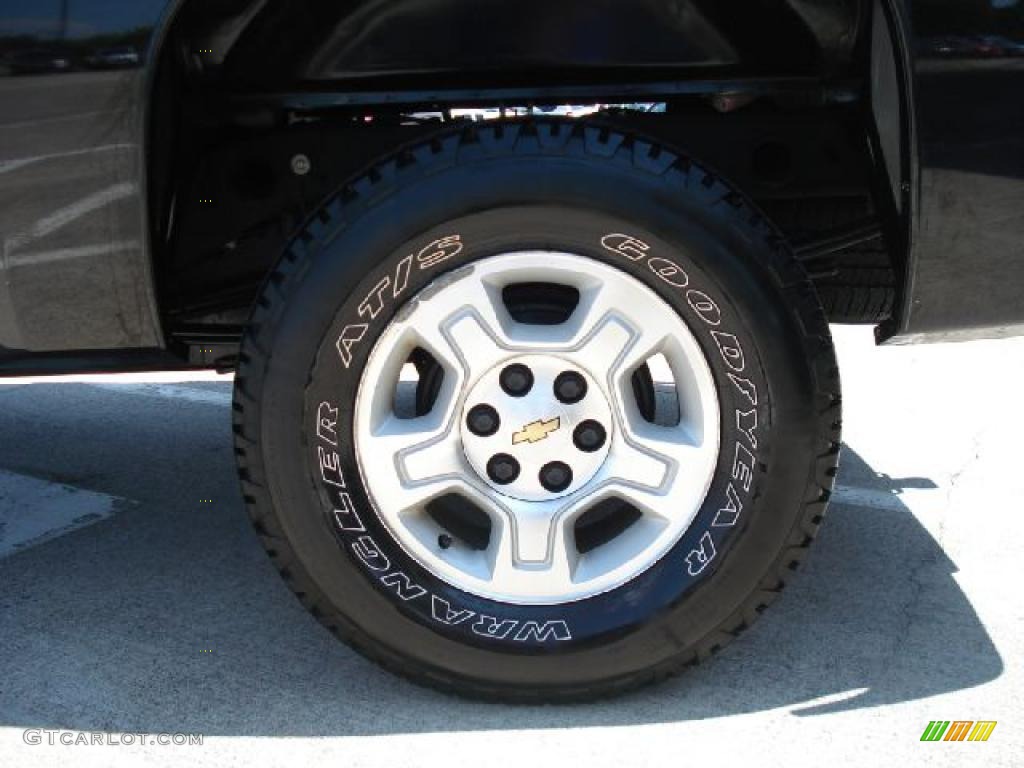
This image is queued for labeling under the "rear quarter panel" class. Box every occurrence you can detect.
[0,0,171,353]
[886,0,1024,342]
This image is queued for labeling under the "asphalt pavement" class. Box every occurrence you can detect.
[0,326,1020,766]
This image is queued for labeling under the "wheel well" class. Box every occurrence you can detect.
[147,0,902,368]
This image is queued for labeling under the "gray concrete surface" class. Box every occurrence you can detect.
[0,326,1021,766]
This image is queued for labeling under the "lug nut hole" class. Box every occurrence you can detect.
[466,404,500,437]
[487,453,520,485]
[539,461,573,493]
[499,364,534,397]
[554,371,587,404]
[573,420,607,453]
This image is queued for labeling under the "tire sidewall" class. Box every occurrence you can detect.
[254,149,821,688]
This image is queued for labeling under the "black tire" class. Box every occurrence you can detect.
[233,120,841,701]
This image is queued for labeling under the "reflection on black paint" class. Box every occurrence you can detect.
[899,0,1024,340]
[0,0,166,351]
[0,0,158,77]
[0,28,149,77]
[914,1,1024,61]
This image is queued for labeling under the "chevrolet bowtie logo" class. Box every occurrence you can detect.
[512,417,561,445]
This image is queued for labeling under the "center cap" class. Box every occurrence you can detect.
[461,355,613,502]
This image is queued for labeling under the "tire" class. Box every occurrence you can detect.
[814,255,896,325]
[233,120,841,701]
[763,196,896,324]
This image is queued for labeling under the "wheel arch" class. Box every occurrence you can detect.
[145,0,912,368]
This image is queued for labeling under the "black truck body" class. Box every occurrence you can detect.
[0,0,1022,373]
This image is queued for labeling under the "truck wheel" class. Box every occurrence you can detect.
[233,120,841,700]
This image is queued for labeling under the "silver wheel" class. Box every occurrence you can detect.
[354,252,720,603]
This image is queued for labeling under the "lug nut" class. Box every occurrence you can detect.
[573,420,607,453]
[554,371,587,404]
[500,364,534,397]
[467,404,500,437]
[487,453,520,485]
[539,461,573,493]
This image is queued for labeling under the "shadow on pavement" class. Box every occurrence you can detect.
[0,382,1004,735]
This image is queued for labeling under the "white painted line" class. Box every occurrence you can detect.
[90,382,233,406]
[0,469,120,559]
[0,143,134,176]
[790,686,871,714]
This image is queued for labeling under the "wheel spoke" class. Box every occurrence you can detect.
[604,430,674,491]
[601,419,716,522]
[485,500,578,592]
[414,307,509,384]
[515,501,562,564]
[546,512,580,585]
[569,310,671,411]
[396,428,466,486]
[623,420,709,478]
[365,415,475,512]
